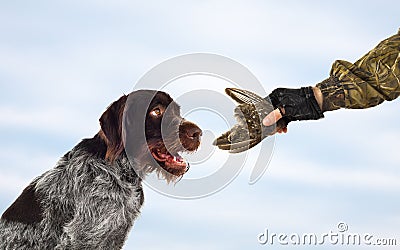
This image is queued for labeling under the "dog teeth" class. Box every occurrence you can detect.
[173,156,177,161]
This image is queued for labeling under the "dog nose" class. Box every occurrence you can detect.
[179,121,202,151]
[186,126,202,140]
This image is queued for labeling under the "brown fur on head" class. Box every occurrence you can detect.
[98,90,202,180]
[99,95,128,163]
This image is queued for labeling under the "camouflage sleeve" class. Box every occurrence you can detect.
[316,29,400,111]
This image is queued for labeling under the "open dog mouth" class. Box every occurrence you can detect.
[150,147,189,176]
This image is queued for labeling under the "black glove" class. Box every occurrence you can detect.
[267,86,324,122]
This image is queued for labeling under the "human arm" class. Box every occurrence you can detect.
[264,29,400,127]
[214,30,400,151]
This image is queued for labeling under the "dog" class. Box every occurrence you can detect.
[0,90,202,249]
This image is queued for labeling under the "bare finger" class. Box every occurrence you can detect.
[262,109,282,126]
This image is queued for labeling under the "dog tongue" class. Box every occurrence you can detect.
[152,150,186,168]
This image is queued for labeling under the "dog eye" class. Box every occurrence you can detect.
[150,108,162,117]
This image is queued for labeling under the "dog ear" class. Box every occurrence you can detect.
[122,91,152,158]
[99,95,128,162]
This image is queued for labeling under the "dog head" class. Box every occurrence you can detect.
[99,90,202,179]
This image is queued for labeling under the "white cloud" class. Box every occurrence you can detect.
[0,173,31,194]
[269,156,400,192]
[0,105,99,136]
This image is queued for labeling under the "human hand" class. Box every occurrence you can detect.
[262,87,324,129]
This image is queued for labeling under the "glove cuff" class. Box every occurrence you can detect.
[301,86,324,120]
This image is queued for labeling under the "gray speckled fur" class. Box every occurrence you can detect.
[0,143,144,250]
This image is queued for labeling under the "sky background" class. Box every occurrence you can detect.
[1,0,399,249]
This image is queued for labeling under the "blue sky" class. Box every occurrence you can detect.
[1,1,399,249]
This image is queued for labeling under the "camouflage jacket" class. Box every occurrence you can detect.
[317,29,400,111]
